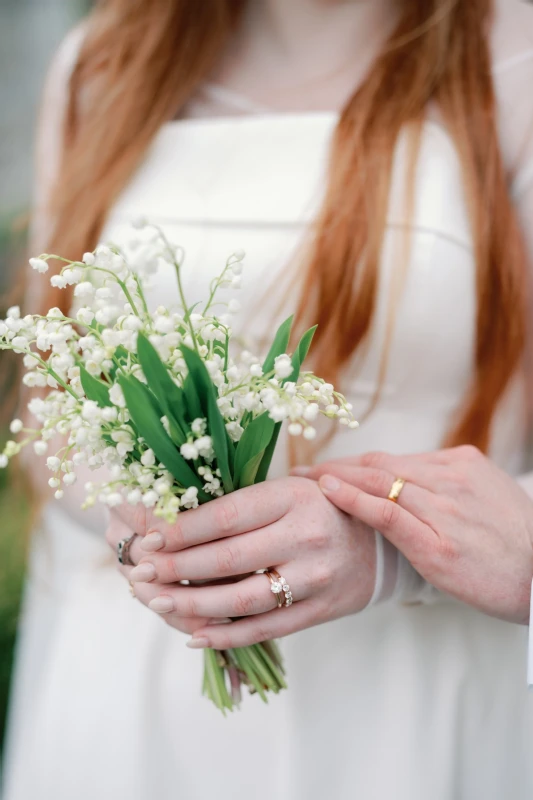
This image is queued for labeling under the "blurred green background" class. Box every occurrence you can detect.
[0,0,91,757]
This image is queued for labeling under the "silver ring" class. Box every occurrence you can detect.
[117,534,138,566]
[265,569,293,608]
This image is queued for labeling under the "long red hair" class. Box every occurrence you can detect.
[38,0,527,452]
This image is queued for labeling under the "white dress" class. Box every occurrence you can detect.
[4,4,533,799]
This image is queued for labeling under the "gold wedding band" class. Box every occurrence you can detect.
[387,477,406,503]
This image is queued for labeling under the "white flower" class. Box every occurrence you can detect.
[74,281,95,298]
[249,363,263,378]
[303,427,317,441]
[54,489,64,500]
[273,354,293,380]
[303,403,320,422]
[195,436,214,459]
[81,401,102,424]
[9,419,23,434]
[109,383,126,408]
[0,322,8,337]
[154,315,174,334]
[127,489,142,505]
[269,404,289,423]
[348,420,360,429]
[191,418,206,436]
[76,307,95,326]
[102,406,118,423]
[50,274,68,289]
[153,477,171,496]
[72,451,86,465]
[63,472,77,486]
[226,421,244,442]
[105,492,124,507]
[288,423,303,436]
[180,442,199,460]
[46,456,61,471]
[7,306,20,319]
[0,455,8,468]
[48,477,60,488]
[140,448,155,467]
[82,252,96,265]
[142,490,159,508]
[181,486,199,509]
[29,257,48,273]
[33,441,48,456]
[11,336,29,352]
[228,299,241,315]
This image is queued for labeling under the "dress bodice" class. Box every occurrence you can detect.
[101,112,527,476]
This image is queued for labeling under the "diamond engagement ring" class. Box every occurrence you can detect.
[117,534,139,566]
[265,568,293,608]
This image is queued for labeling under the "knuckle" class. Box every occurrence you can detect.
[164,555,181,581]
[365,468,389,496]
[455,444,482,463]
[214,497,239,534]
[312,563,334,589]
[288,476,316,505]
[232,591,257,616]
[308,527,330,550]
[216,544,241,576]
[168,519,186,549]
[360,451,388,470]
[252,625,274,644]
[379,500,401,529]
[185,594,199,618]
[435,535,460,565]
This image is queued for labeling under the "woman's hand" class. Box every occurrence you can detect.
[105,477,376,648]
[297,446,533,624]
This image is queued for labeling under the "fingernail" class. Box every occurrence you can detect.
[319,475,340,493]
[291,466,311,476]
[148,596,174,614]
[129,563,156,582]
[206,618,232,626]
[141,532,165,552]
[186,637,210,649]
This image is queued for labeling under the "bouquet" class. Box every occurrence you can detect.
[0,222,358,712]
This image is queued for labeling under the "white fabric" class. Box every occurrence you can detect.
[4,2,533,798]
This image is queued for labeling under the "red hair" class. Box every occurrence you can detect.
[39,0,527,451]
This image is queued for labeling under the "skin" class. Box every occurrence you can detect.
[106,478,376,649]
[298,447,533,625]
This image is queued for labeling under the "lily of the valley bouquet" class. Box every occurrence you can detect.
[0,222,357,712]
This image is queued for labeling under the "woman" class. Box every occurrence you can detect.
[4,1,533,798]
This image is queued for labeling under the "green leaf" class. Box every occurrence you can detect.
[183,373,204,422]
[136,333,187,444]
[118,374,209,501]
[262,315,293,374]
[180,346,234,493]
[288,325,318,383]
[233,413,276,488]
[79,366,112,408]
[255,422,282,484]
